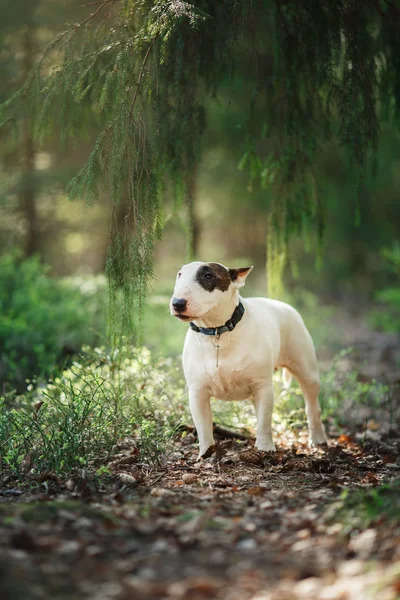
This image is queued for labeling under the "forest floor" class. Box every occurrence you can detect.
[0,310,399,600]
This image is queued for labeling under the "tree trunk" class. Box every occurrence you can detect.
[187,165,200,260]
[20,28,38,257]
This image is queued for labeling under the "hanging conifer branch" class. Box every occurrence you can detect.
[129,34,159,117]
[1,0,399,330]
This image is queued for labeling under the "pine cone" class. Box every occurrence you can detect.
[238,448,268,465]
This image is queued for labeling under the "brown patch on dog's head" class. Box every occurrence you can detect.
[195,263,253,292]
[195,263,232,293]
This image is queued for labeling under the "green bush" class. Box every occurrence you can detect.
[0,346,186,476]
[327,480,400,530]
[369,286,400,333]
[0,253,107,391]
[369,244,400,333]
[273,349,389,434]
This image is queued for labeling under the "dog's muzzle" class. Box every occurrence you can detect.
[172,297,191,320]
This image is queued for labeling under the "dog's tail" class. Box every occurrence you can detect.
[282,368,292,389]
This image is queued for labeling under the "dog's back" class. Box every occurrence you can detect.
[242,296,316,369]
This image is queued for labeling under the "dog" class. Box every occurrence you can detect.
[170,261,327,458]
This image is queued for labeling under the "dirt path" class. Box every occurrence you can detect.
[0,315,399,600]
[1,429,400,600]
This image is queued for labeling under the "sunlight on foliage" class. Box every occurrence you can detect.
[0,345,390,479]
[0,346,186,476]
[211,349,390,441]
[276,349,390,433]
[0,253,107,391]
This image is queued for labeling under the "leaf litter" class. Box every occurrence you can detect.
[0,426,399,600]
[0,333,399,600]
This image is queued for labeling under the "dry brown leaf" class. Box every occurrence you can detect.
[168,576,221,596]
[338,434,352,444]
[247,486,263,495]
[33,401,44,421]
[182,473,198,484]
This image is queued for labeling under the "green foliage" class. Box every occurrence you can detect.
[275,349,389,432]
[181,348,389,440]
[381,243,400,273]
[0,346,186,476]
[143,293,187,357]
[369,244,400,333]
[0,339,392,480]
[0,253,106,391]
[2,0,398,330]
[328,480,400,529]
[370,287,400,333]
[319,350,388,422]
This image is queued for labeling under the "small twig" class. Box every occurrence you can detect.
[77,0,117,28]
[81,0,114,6]
[176,422,252,441]
[148,471,166,486]
[362,417,369,446]
[129,34,160,117]
[212,424,252,441]
[29,0,117,78]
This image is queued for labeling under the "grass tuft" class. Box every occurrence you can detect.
[0,346,186,477]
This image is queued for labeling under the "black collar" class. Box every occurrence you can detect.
[189,301,245,337]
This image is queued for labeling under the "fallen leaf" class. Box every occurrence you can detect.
[362,472,379,484]
[182,473,198,484]
[338,434,352,444]
[247,487,262,495]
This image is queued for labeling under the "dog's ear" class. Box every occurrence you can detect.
[228,266,253,288]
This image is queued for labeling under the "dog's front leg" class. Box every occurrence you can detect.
[253,382,276,452]
[189,387,215,458]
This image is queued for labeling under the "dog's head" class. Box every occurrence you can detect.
[170,261,253,321]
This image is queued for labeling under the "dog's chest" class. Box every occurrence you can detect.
[184,332,266,400]
[208,361,255,400]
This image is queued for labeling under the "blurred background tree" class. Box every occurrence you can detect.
[0,0,399,390]
[0,0,110,272]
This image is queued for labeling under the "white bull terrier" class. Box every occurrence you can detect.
[170,261,327,458]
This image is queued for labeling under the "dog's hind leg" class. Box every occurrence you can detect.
[292,370,327,446]
[189,387,215,458]
[253,382,276,452]
[285,318,327,446]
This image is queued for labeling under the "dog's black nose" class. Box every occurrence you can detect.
[172,297,187,312]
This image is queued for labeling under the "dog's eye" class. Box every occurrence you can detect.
[177,272,182,279]
[205,273,213,280]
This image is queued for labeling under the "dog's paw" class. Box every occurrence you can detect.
[198,444,217,460]
[309,430,328,447]
[255,441,276,452]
